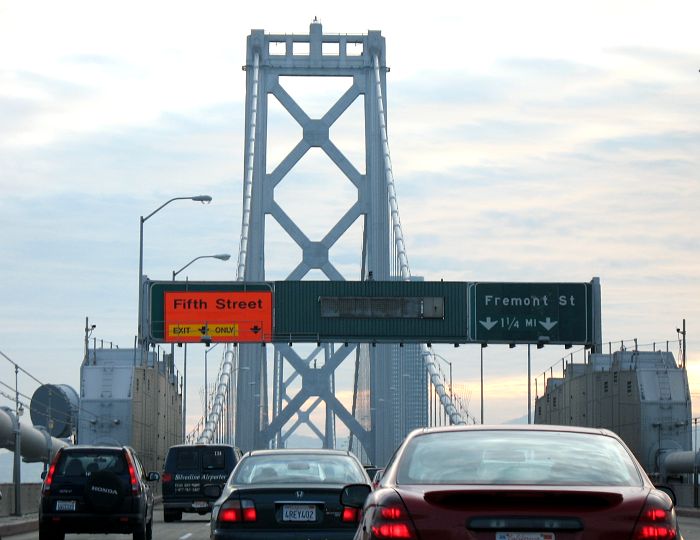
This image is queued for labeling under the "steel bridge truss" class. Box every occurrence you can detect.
[196,22,469,465]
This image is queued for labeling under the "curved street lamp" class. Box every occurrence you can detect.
[172,253,231,280]
[137,195,212,353]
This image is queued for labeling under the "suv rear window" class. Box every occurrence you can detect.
[170,446,230,470]
[57,450,127,477]
[202,447,227,470]
[175,448,199,469]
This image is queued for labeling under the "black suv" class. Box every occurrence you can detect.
[39,445,160,540]
[162,443,242,521]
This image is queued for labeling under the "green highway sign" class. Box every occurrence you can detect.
[146,279,599,347]
[468,282,593,345]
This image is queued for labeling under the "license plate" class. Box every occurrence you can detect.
[282,504,316,522]
[55,500,76,512]
[192,501,208,509]
[496,534,554,540]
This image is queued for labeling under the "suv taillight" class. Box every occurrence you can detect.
[42,449,62,494]
[162,472,173,483]
[369,492,417,539]
[123,450,141,495]
[633,492,678,539]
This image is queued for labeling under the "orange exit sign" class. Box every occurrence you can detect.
[164,291,273,343]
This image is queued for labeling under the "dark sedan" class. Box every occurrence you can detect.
[208,448,371,539]
[343,425,683,540]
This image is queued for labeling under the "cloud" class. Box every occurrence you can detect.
[1,3,699,429]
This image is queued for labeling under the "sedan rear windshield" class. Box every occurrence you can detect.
[232,454,367,485]
[397,430,643,486]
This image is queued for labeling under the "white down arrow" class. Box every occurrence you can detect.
[479,317,499,330]
[539,317,558,331]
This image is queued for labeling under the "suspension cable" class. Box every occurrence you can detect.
[197,348,236,443]
[197,52,261,444]
[237,51,260,282]
[372,54,410,282]
[373,54,468,424]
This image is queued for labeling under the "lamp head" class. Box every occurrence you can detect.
[192,195,212,203]
[213,253,231,261]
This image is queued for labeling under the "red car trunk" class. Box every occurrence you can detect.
[397,485,650,539]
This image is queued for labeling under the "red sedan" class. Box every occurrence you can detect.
[342,424,683,539]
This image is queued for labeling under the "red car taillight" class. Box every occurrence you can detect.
[633,493,678,539]
[370,493,417,539]
[161,472,173,483]
[42,449,62,494]
[219,499,257,522]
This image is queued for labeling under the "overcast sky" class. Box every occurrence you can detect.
[1,1,699,434]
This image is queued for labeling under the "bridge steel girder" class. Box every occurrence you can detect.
[234,22,419,465]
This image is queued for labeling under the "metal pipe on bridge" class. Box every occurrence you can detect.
[0,407,68,463]
[662,450,700,475]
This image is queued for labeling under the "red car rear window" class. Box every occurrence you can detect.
[397,430,643,486]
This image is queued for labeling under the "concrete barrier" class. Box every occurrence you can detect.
[0,483,41,517]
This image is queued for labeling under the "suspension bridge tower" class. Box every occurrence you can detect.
[231,21,429,466]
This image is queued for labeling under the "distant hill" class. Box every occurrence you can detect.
[282,434,327,448]
[0,450,46,483]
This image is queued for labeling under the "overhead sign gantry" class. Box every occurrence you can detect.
[147,278,601,348]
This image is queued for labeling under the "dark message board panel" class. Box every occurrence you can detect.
[274,281,468,343]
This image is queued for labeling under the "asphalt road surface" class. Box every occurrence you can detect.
[678,512,700,539]
[9,511,212,540]
[7,509,700,539]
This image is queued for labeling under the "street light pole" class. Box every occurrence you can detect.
[172,253,230,441]
[480,343,486,424]
[137,195,212,360]
[13,364,21,516]
[527,344,532,424]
